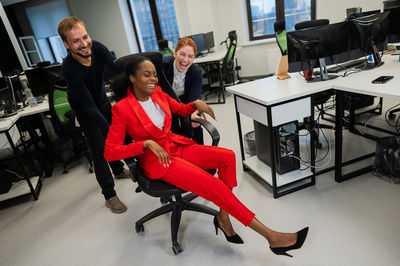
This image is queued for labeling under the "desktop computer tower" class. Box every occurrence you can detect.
[254,120,300,175]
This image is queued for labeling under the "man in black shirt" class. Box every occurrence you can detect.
[58,17,128,213]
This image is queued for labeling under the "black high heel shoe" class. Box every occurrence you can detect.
[269,227,309,257]
[213,216,244,244]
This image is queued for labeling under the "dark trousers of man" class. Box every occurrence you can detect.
[74,100,124,200]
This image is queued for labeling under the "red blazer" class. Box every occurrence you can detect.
[104,86,196,179]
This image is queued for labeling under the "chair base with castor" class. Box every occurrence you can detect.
[131,170,218,255]
[125,118,220,255]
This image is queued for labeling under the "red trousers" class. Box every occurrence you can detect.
[160,143,255,226]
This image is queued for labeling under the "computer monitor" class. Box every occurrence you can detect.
[204,31,215,51]
[0,71,24,109]
[190,33,208,56]
[385,6,400,43]
[349,11,390,67]
[25,64,63,97]
[25,68,49,97]
[287,13,389,81]
[287,21,359,80]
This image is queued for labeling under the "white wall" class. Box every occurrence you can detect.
[25,0,69,39]
[67,0,131,58]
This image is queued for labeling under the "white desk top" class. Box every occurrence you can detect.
[227,54,400,106]
[226,72,332,106]
[333,55,400,98]
[0,100,49,131]
[194,49,227,64]
[194,47,242,64]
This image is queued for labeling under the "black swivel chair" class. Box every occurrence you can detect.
[42,67,93,174]
[113,52,219,255]
[203,30,238,103]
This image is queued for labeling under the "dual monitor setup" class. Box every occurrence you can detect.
[185,31,215,57]
[0,64,62,117]
[287,3,400,82]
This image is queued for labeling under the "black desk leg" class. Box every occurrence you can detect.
[5,131,39,200]
[234,96,245,162]
[266,107,278,198]
[335,90,344,181]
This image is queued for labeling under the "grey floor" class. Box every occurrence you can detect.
[1,93,400,266]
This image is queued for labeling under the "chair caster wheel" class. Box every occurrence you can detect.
[135,224,144,233]
[389,113,396,120]
[172,242,183,255]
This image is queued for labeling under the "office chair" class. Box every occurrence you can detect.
[113,52,219,255]
[42,69,93,174]
[294,19,334,149]
[157,39,174,57]
[203,30,238,103]
[274,20,290,79]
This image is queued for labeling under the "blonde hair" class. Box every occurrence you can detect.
[175,38,197,57]
[58,16,87,42]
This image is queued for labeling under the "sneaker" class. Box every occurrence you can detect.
[105,196,127,213]
[114,168,130,179]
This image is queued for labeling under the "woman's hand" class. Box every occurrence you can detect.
[190,111,201,128]
[143,140,171,167]
[192,100,216,121]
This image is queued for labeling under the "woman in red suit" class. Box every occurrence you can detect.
[104,56,308,257]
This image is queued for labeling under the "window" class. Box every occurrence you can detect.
[128,0,180,52]
[246,0,316,40]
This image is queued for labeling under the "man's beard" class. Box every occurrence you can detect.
[71,45,92,58]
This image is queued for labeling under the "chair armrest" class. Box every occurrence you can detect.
[124,157,138,182]
[191,118,220,146]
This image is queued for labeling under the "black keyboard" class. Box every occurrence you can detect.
[325,58,369,73]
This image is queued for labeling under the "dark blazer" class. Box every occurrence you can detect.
[162,56,202,103]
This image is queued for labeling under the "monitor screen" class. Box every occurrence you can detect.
[287,13,389,76]
[25,68,48,97]
[287,21,359,73]
[191,33,207,55]
[204,31,215,50]
[350,11,390,51]
[385,6,400,43]
[349,11,390,66]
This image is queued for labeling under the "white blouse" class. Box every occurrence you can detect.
[139,97,166,130]
[172,60,187,97]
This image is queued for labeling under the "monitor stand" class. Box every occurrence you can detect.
[307,58,338,83]
[364,44,384,70]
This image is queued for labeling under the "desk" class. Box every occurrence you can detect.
[227,55,400,197]
[195,47,241,104]
[227,74,331,197]
[0,100,49,202]
[333,56,400,182]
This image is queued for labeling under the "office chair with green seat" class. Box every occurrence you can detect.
[274,21,290,79]
[157,39,174,58]
[43,68,93,174]
[203,30,238,103]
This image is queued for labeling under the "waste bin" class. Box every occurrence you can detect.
[244,131,256,156]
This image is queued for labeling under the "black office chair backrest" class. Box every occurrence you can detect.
[294,19,329,30]
[113,52,192,138]
[157,39,169,50]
